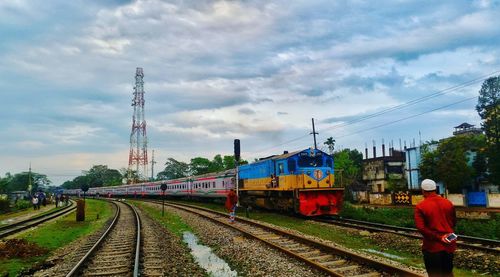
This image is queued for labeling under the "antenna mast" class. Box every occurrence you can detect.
[128,67,148,183]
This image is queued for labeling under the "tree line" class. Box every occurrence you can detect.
[419,76,499,192]
[0,172,51,194]
[60,154,248,189]
[156,155,248,180]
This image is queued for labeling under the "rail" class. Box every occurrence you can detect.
[65,200,140,277]
[315,217,500,254]
[0,201,76,239]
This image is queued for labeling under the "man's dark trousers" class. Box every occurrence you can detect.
[423,250,453,277]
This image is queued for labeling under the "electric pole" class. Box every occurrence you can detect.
[310,118,319,149]
[151,149,157,181]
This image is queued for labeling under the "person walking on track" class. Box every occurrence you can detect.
[225,188,238,223]
[414,179,457,277]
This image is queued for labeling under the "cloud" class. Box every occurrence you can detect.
[0,0,498,184]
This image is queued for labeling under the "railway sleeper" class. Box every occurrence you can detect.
[300,250,321,256]
[331,265,360,272]
[320,259,346,267]
[309,254,332,261]
[351,272,381,277]
[85,269,131,276]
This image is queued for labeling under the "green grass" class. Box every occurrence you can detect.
[131,201,193,237]
[340,202,500,239]
[0,199,114,276]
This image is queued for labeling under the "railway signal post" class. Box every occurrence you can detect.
[234,139,240,205]
[160,183,167,216]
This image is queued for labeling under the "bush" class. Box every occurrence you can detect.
[15,200,31,210]
[340,202,499,239]
[339,202,415,227]
[0,199,11,213]
[455,214,499,240]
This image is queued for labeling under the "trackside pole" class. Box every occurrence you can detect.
[160,183,167,216]
[234,139,240,206]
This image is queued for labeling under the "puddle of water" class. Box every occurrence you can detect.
[362,249,404,260]
[183,231,238,277]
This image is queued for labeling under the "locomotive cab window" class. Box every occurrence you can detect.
[278,163,284,175]
[298,156,323,167]
[326,158,333,168]
[287,159,297,173]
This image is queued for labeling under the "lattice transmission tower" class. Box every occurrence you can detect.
[128,67,148,182]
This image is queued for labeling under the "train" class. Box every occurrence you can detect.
[66,148,344,216]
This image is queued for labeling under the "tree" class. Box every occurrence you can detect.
[190,157,212,175]
[420,145,439,181]
[476,76,500,185]
[221,155,248,170]
[157,158,189,180]
[324,137,336,155]
[6,172,50,193]
[333,149,363,186]
[435,138,471,193]
[210,155,224,172]
[84,165,123,187]
[0,174,12,194]
[223,155,236,170]
[420,136,484,193]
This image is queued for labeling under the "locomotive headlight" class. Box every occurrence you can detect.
[307,180,312,184]
[326,180,330,184]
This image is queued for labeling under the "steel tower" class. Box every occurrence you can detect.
[128,67,148,182]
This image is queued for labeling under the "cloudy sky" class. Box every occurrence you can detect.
[1,0,499,185]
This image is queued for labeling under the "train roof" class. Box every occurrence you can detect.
[257,148,330,162]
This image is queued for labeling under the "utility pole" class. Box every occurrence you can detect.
[28,162,32,195]
[310,118,319,149]
[151,150,157,181]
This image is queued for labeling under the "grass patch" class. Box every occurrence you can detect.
[0,199,113,276]
[339,202,500,240]
[131,201,193,237]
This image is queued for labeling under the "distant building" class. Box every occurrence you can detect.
[405,143,444,193]
[453,122,482,136]
[362,146,406,193]
[405,146,421,190]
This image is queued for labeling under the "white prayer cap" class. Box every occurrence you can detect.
[421,179,437,191]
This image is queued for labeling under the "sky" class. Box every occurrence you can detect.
[1,0,499,185]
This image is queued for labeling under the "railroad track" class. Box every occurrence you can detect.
[315,217,500,254]
[0,201,76,239]
[66,200,140,277]
[152,200,422,277]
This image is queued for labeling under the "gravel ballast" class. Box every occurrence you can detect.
[142,202,327,277]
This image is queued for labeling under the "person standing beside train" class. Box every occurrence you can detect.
[414,179,457,277]
[225,188,238,223]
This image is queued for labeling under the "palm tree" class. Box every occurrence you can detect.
[324,137,336,155]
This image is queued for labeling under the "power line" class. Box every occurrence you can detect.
[335,96,477,139]
[320,70,499,133]
[250,70,499,154]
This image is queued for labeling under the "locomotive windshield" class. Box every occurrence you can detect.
[298,156,323,167]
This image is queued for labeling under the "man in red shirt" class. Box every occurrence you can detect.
[414,179,457,277]
[225,188,238,223]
